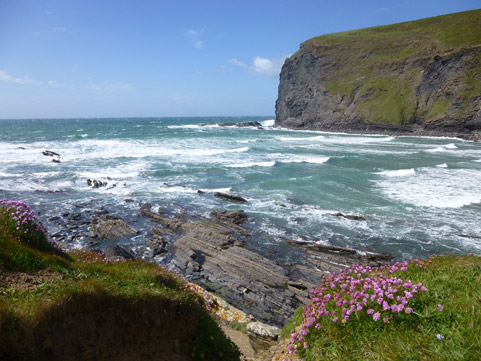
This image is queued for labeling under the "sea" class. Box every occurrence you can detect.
[1,116,480,261]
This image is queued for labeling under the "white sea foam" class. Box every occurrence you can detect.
[376,167,481,208]
[280,156,330,165]
[278,135,325,141]
[436,163,448,168]
[226,161,276,168]
[161,185,198,194]
[261,119,275,127]
[379,168,416,177]
[426,143,458,153]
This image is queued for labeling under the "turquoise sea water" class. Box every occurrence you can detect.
[1,117,481,260]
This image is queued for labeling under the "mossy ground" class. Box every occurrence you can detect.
[0,202,240,361]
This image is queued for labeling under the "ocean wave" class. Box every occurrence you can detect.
[426,143,458,153]
[281,156,330,164]
[379,168,416,177]
[226,161,276,168]
[436,163,448,168]
[261,119,275,127]
[376,167,481,208]
[278,135,325,141]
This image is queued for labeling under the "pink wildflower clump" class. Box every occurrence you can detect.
[287,260,431,355]
[0,199,50,246]
[69,249,113,264]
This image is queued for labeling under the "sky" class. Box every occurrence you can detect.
[0,0,479,119]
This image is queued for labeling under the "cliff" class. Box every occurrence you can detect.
[276,9,481,138]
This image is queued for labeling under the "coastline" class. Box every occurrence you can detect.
[273,122,481,142]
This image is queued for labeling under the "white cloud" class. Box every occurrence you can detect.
[168,93,191,104]
[0,69,34,84]
[52,26,67,32]
[48,80,62,87]
[228,58,246,67]
[83,82,134,93]
[185,29,203,49]
[252,56,288,77]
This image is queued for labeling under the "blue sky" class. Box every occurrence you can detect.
[0,0,479,119]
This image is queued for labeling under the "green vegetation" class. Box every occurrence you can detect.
[0,200,240,361]
[302,9,481,125]
[281,255,481,360]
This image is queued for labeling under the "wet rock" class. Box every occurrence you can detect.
[247,322,281,354]
[200,121,263,128]
[146,228,168,256]
[42,150,60,157]
[42,150,61,163]
[210,209,248,225]
[124,198,134,203]
[329,212,366,221]
[87,179,108,189]
[92,218,139,240]
[214,192,247,203]
[103,245,137,260]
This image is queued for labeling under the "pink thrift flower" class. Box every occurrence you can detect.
[367,309,375,315]
[372,312,381,321]
[405,307,413,314]
[438,304,443,311]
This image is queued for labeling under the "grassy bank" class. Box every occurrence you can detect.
[0,200,240,361]
[281,255,481,360]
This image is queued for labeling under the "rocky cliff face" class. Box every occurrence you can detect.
[276,10,481,138]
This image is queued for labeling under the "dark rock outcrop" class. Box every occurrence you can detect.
[201,121,263,128]
[276,10,481,139]
[103,244,137,260]
[329,212,366,221]
[42,150,62,163]
[214,192,248,203]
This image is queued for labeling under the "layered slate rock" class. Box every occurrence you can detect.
[140,204,392,327]
[92,218,139,240]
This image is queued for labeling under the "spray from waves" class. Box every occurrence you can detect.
[261,119,275,127]
[378,168,416,177]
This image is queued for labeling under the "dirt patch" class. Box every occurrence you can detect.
[0,269,63,291]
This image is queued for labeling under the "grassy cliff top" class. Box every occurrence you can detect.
[305,9,481,57]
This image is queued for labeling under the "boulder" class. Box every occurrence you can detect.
[210,210,248,225]
[247,321,281,354]
[103,244,137,260]
[92,219,139,240]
